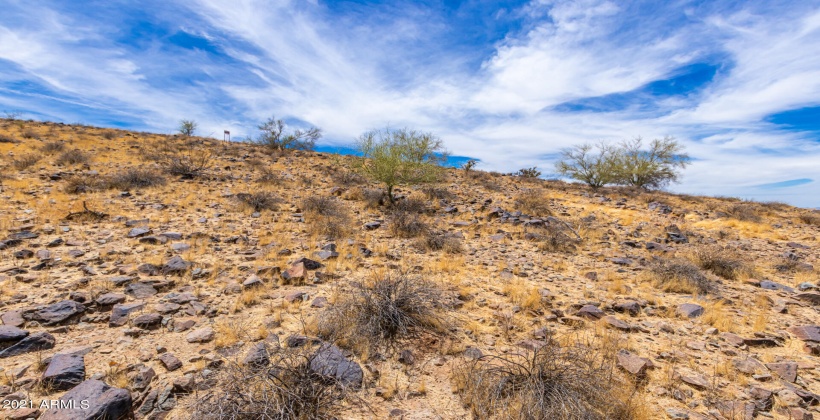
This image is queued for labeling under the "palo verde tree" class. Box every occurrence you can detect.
[613,136,690,190]
[257,116,322,151]
[555,142,619,189]
[355,127,447,205]
[178,119,197,137]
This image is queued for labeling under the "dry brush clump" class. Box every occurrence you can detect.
[236,192,283,212]
[106,168,166,190]
[315,272,449,355]
[527,223,580,253]
[11,153,40,171]
[514,191,553,217]
[40,141,66,154]
[453,333,644,420]
[646,257,714,295]
[56,149,91,166]
[186,346,348,420]
[722,202,762,222]
[416,231,463,254]
[689,245,755,280]
[798,212,820,227]
[388,209,428,238]
[145,138,214,178]
[301,196,351,240]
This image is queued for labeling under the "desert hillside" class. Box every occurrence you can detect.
[0,119,818,420]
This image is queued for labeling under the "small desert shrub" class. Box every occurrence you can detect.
[64,174,104,194]
[56,149,90,166]
[388,209,428,238]
[302,196,341,216]
[453,333,642,420]
[689,245,754,280]
[515,166,541,178]
[316,272,447,354]
[330,169,366,187]
[302,197,351,239]
[723,203,762,222]
[647,258,713,294]
[422,186,455,201]
[12,154,40,171]
[417,232,463,254]
[186,346,348,419]
[529,225,579,253]
[236,192,283,212]
[41,141,65,154]
[515,192,553,217]
[798,213,820,227]
[146,139,213,178]
[101,130,117,140]
[0,134,18,143]
[392,196,428,213]
[21,128,38,139]
[361,188,386,208]
[106,168,166,190]
[256,168,284,185]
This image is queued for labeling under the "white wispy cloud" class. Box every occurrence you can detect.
[0,0,818,206]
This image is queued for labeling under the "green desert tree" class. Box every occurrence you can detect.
[257,116,322,151]
[613,136,690,190]
[355,127,447,205]
[555,142,619,188]
[178,119,197,137]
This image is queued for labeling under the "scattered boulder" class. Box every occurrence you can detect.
[0,325,28,343]
[0,332,55,358]
[28,301,86,325]
[616,350,654,376]
[109,303,145,327]
[125,282,158,299]
[132,313,162,330]
[39,379,131,420]
[576,305,605,320]
[281,262,306,284]
[158,353,183,371]
[309,343,363,389]
[186,327,215,343]
[765,362,797,382]
[677,303,704,318]
[41,353,85,391]
[162,256,191,275]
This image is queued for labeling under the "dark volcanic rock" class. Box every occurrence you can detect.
[0,325,29,343]
[29,300,86,325]
[243,342,271,368]
[95,293,126,307]
[125,282,158,299]
[158,353,183,371]
[0,332,56,358]
[39,379,131,420]
[162,256,191,275]
[677,303,704,318]
[109,302,145,327]
[42,353,86,391]
[132,313,162,329]
[309,343,363,388]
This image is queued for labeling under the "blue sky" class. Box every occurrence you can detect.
[1,0,820,207]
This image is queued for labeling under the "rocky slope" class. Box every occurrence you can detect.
[0,119,818,419]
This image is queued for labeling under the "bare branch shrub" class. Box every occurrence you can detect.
[106,168,166,190]
[56,149,90,166]
[647,258,713,294]
[302,197,351,240]
[315,272,448,355]
[388,209,428,238]
[236,192,283,212]
[12,154,40,171]
[41,141,65,154]
[453,332,643,420]
[146,139,213,178]
[64,174,105,194]
[723,203,762,222]
[514,191,553,217]
[186,346,348,419]
[689,245,754,280]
